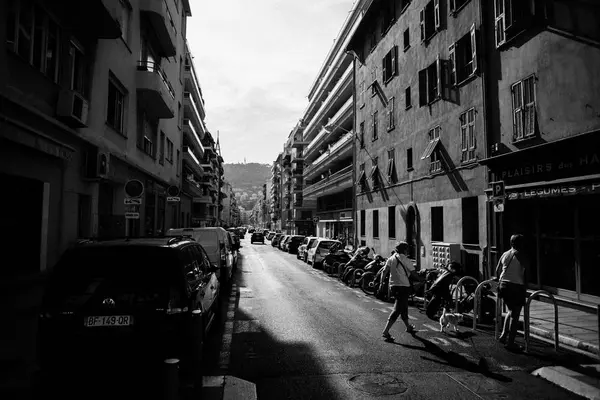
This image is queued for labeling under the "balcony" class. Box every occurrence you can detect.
[184,92,207,134]
[183,175,202,197]
[305,97,353,157]
[304,165,353,199]
[183,146,204,178]
[139,0,177,57]
[201,162,214,173]
[293,184,303,193]
[291,134,310,149]
[183,119,205,156]
[63,0,121,39]
[292,168,303,177]
[304,132,353,179]
[184,66,206,119]
[136,61,175,119]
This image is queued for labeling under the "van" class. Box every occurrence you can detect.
[167,227,235,284]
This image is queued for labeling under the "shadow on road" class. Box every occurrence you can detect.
[394,334,513,383]
[214,253,344,400]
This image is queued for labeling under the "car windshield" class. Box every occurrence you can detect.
[318,241,339,249]
[46,246,180,299]
[193,230,219,253]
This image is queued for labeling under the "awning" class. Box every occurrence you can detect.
[486,175,600,201]
[420,138,440,160]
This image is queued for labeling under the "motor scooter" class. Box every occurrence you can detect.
[425,261,463,320]
[340,247,372,284]
[322,242,353,275]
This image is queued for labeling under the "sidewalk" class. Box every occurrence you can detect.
[524,300,599,357]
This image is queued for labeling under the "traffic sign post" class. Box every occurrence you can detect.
[312,216,320,224]
[167,196,180,202]
[492,181,505,199]
[493,198,505,213]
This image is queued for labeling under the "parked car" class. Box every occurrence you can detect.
[271,234,283,247]
[287,235,306,254]
[279,235,291,251]
[262,229,269,236]
[251,232,265,244]
[227,228,241,251]
[167,227,236,284]
[37,237,220,396]
[266,231,276,240]
[297,236,318,262]
[306,239,342,269]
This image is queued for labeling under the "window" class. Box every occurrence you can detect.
[166,138,174,163]
[6,1,61,83]
[359,78,365,107]
[373,209,379,238]
[461,196,479,244]
[547,0,600,43]
[387,97,395,130]
[420,0,441,42]
[405,86,412,109]
[418,58,441,105]
[117,0,131,43]
[420,126,442,173]
[449,25,477,85]
[138,111,157,158]
[431,206,444,242]
[370,157,380,189]
[449,0,470,15]
[358,163,368,193]
[460,108,476,162]
[382,0,396,33]
[388,206,396,239]
[159,132,165,164]
[359,121,365,148]
[70,40,87,97]
[370,66,377,96]
[403,28,410,50]
[372,111,378,141]
[107,73,127,134]
[178,102,182,128]
[387,148,397,183]
[176,149,181,176]
[512,75,536,141]
[407,148,413,171]
[360,209,366,236]
[369,31,377,52]
[382,46,397,82]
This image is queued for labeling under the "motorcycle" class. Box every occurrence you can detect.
[425,261,464,320]
[322,242,354,275]
[340,247,373,284]
[359,252,391,298]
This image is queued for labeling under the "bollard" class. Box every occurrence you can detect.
[191,309,204,396]
[597,304,600,359]
[163,358,180,400]
[524,290,559,353]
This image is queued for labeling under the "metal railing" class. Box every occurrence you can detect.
[472,279,503,338]
[137,60,175,100]
[453,276,479,314]
[524,290,559,353]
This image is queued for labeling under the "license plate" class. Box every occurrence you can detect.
[84,315,133,327]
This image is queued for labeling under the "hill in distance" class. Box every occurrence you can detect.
[223,162,271,210]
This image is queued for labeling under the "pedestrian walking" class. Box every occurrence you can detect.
[382,241,417,341]
[496,234,528,351]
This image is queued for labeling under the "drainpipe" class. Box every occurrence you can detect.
[350,52,358,248]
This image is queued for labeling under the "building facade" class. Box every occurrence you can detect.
[480,0,600,304]
[270,153,282,231]
[347,0,488,277]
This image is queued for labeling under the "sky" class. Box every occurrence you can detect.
[186,0,356,165]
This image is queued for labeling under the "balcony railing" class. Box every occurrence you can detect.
[184,119,205,155]
[303,164,353,198]
[305,97,352,155]
[184,92,206,131]
[136,60,175,118]
[304,131,353,177]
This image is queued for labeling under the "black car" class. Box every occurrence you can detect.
[287,235,306,254]
[250,232,265,244]
[36,237,220,397]
[271,233,283,247]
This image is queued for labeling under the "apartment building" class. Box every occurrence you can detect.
[0,0,228,279]
[270,153,282,231]
[347,0,488,277]
[480,0,600,304]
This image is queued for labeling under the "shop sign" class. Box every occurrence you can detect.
[124,197,142,205]
[507,181,600,200]
[125,212,140,219]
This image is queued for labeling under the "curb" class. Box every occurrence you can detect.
[528,325,600,356]
[202,375,257,400]
[532,366,600,400]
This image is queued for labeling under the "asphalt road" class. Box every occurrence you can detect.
[203,237,590,400]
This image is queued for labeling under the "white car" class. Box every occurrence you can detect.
[297,236,318,262]
[306,239,341,269]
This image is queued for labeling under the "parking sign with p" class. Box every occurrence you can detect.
[492,181,505,199]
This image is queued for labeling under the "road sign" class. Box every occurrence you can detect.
[124,197,142,205]
[493,198,505,213]
[312,216,320,224]
[125,212,140,219]
[167,185,180,197]
[125,179,144,198]
[492,181,505,199]
[167,196,181,202]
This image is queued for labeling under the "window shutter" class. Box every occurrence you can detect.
[441,60,450,100]
[436,55,442,99]
[434,0,441,30]
[382,56,387,82]
[419,69,427,106]
[470,24,477,74]
[504,0,513,31]
[420,9,425,41]
[391,46,397,76]
[448,43,456,86]
[449,0,456,13]
[511,81,524,140]
[494,0,506,47]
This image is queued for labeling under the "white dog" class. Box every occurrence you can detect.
[439,308,463,333]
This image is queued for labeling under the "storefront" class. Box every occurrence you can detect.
[482,131,600,304]
[316,210,354,245]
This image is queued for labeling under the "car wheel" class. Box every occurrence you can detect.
[304,254,308,263]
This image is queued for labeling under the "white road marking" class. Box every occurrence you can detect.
[449,338,471,348]
[429,337,451,346]
[379,308,390,313]
[458,352,480,364]
[423,323,440,332]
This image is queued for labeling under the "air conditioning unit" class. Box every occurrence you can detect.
[57,89,89,127]
[84,148,110,180]
[430,242,461,269]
